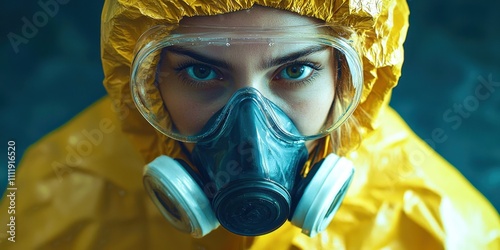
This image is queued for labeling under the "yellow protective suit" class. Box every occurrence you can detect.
[1,0,499,249]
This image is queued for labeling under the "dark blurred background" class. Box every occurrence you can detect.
[1,1,499,212]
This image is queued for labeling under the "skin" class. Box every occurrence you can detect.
[157,6,336,151]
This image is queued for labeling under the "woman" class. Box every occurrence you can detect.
[1,0,498,249]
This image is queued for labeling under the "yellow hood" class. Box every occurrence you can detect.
[101,0,409,162]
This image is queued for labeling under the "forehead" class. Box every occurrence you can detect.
[178,5,322,29]
[170,6,330,65]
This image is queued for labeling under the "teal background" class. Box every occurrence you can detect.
[1,1,499,212]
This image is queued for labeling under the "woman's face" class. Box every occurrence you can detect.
[157,6,336,151]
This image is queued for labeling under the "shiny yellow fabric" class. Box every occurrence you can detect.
[1,0,499,249]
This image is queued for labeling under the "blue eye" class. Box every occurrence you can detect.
[278,64,314,80]
[186,65,219,81]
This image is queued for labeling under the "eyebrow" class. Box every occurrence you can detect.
[165,44,329,70]
[264,45,329,69]
[166,45,232,70]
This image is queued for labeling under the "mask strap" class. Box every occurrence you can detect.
[321,135,332,158]
[299,135,332,177]
[174,140,202,175]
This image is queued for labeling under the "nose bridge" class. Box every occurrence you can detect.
[231,64,266,92]
[226,45,270,93]
[234,73,260,89]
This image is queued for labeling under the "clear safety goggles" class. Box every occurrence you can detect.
[131,24,363,142]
